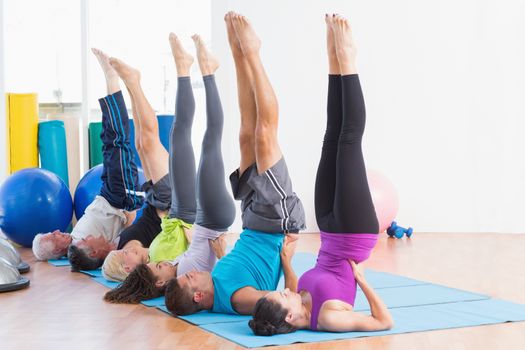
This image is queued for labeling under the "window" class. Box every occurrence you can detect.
[89,0,212,114]
[4,0,81,103]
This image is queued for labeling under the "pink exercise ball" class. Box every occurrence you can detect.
[367,170,399,233]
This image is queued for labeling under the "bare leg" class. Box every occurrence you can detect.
[127,89,151,181]
[332,14,357,75]
[91,48,120,95]
[109,57,169,184]
[225,12,257,175]
[231,13,282,173]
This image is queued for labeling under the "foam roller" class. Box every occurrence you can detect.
[38,120,69,186]
[48,114,81,195]
[6,93,39,173]
[88,121,104,168]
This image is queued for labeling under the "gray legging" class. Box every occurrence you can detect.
[168,75,235,232]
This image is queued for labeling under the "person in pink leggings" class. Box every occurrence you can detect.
[249,14,393,335]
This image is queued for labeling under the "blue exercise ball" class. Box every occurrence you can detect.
[0,168,73,247]
[74,164,147,221]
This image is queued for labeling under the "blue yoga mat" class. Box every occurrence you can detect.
[80,269,103,278]
[72,249,525,348]
[48,258,70,267]
[200,299,525,348]
[161,282,489,326]
[38,120,69,187]
[142,297,165,307]
[158,305,252,324]
[353,284,488,311]
[92,276,119,289]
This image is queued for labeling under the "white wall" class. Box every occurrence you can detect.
[212,0,525,233]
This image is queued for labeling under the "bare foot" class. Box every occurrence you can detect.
[332,14,357,74]
[224,12,243,58]
[169,33,194,77]
[192,34,219,76]
[92,48,120,94]
[325,14,340,74]
[231,12,261,56]
[108,57,141,86]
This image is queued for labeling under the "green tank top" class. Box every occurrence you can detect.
[148,217,191,263]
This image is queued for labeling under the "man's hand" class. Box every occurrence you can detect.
[281,233,299,262]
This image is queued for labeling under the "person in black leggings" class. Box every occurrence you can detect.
[250,14,391,336]
[314,75,378,234]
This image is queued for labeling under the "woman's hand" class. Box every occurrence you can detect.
[349,260,365,283]
[281,233,299,262]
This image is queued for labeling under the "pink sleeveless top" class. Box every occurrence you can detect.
[297,231,378,330]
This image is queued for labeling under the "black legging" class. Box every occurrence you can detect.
[314,75,379,234]
[168,75,235,231]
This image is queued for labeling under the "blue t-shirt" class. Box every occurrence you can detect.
[211,229,284,314]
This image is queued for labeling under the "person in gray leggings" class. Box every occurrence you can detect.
[104,33,236,304]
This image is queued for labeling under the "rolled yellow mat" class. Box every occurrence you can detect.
[6,93,39,173]
[48,114,81,196]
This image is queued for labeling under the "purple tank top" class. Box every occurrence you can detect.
[297,231,378,330]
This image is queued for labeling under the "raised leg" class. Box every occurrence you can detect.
[91,48,142,211]
[92,48,120,95]
[231,13,282,174]
[167,34,197,223]
[331,15,378,233]
[109,58,169,184]
[192,35,236,231]
[126,89,151,181]
[315,15,343,225]
[225,12,257,175]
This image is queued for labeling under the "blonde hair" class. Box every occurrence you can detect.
[102,250,128,282]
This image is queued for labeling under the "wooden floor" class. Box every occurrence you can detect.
[1,232,525,350]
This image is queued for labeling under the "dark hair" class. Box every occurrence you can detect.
[104,264,165,304]
[165,278,202,315]
[68,245,104,272]
[249,297,297,336]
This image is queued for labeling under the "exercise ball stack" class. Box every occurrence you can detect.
[0,168,73,247]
